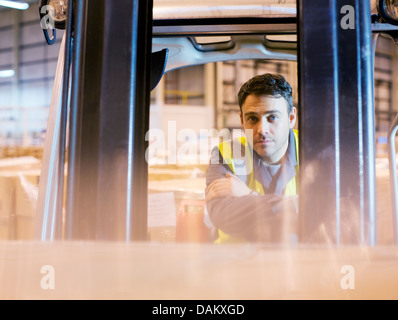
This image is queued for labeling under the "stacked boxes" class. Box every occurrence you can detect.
[0,157,41,240]
[0,173,15,240]
[147,164,210,243]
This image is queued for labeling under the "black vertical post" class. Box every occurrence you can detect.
[65,0,152,241]
[298,0,376,245]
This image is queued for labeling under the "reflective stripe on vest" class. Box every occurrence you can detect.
[215,129,299,244]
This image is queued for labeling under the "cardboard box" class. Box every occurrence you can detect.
[0,166,41,241]
[14,170,40,240]
[0,174,15,219]
[0,173,17,240]
[147,178,209,243]
[0,156,41,172]
[0,217,10,240]
[15,170,40,218]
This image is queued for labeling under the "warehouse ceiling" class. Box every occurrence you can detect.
[0,0,37,11]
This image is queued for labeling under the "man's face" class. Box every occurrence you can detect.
[240,94,296,165]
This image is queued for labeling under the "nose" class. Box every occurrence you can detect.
[258,116,270,135]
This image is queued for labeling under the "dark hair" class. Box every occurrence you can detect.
[238,73,293,114]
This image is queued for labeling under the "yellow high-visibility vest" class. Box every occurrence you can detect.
[214,129,299,244]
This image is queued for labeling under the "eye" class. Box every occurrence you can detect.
[267,114,278,122]
[247,116,259,123]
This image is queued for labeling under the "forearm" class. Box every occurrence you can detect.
[206,194,297,242]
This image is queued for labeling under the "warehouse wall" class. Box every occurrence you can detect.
[0,2,64,146]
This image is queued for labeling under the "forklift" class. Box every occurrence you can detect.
[35,0,398,246]
[2,0,398,300]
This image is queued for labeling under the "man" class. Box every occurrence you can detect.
[205,73,299,243]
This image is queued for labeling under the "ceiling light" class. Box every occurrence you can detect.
[0,0,29,10]
[0,70,15,78]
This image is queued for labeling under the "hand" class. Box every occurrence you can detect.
[256,195,299,243]
[205,172,252,202]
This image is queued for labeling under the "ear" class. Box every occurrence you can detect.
[289,107,297,129]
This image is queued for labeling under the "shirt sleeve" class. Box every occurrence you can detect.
[205,146,232,187]
[205,194,298,242]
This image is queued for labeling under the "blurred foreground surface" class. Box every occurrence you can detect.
[1,155,398,300]
[0,241,398,300]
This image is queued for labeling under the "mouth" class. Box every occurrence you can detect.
[256,139,273,145]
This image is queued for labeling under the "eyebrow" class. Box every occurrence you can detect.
[244,110,282,117]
